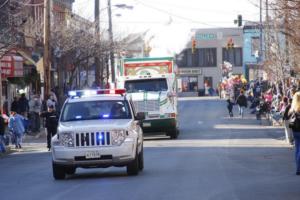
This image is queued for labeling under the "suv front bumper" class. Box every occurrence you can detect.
[52,139,137,168]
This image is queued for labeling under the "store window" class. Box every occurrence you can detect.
[181,76,198,92]
[251,37,260,56]
[222,47,243,66]
[197,48,217,67]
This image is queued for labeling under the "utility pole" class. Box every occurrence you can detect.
[94,0,101,87]
[259,0,263,62]
[265,0,269,60]
[43,0,51,100]
[108,0,115,84]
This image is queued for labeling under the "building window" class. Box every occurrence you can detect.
[181,76,198,92]
[176,48,216,68]
[222,47,243,66]
[251,37,260,56]
[197,48,217,67]
[187,49,193,67]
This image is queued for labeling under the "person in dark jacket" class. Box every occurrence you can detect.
[18,93,29,117]
[11,97,19,114]
[40,105,59,151]
[226,99,234,117]
[236,91,248,118]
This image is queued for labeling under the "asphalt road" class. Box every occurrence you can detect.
[1,97,300,200]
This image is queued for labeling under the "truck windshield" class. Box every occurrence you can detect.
[61,100,132,122]
[125,78,168,92]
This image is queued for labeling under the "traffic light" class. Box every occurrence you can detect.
[192,37,196,53]
[227,38,234,49]
[238,15,242,27]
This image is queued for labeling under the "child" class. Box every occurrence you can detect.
[8,110,25,149]
[227,99,234,117]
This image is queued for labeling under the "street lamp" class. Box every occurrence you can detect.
[107,1,133,85]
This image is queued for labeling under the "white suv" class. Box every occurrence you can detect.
[51,89,144,180]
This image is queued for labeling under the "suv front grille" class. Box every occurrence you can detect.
[75,132,111,147]
[133,100,159,112]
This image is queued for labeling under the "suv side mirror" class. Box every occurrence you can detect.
[135,112,145,120]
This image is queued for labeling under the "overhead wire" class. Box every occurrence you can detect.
[134,0,220,27]
[137,0,257,16]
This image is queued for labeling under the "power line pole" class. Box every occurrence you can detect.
[265,0,269,60]
[94,0,101,87]
[108,0,115,84]
[43,0,51,99]
[259,0,263,63]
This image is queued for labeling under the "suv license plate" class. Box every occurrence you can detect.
[85,151,101,159]
[143,122,151,127]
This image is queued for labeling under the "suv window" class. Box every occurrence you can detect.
[125,78,168,92]
[61,100,132,122]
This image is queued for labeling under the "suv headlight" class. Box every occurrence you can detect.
[60,132,74,147]
[111,130,126,145]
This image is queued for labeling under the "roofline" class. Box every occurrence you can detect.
[123,57,174,62]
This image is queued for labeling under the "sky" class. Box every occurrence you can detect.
[73,0,261,56]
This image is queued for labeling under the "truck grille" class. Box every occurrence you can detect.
[75,132,111,147]
[133,100,159,113]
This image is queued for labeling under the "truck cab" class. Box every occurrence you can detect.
[116,57,179,139]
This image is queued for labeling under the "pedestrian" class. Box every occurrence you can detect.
[288,92,300,175]
[283,98,294,145]
[226,98,234,117]
[236,90,248,118]
[46,94,57,111]
[10,97,19,114]
[18,93,29,117]
[0,111,6,153]
[8,109,25,149]
[40,105,59,151]
[28,95,42,133]
[2,98,9,116]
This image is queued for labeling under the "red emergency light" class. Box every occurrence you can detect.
[96,89,126,95]
[68,89,126,98]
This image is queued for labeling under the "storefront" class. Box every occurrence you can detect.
[176,28,244,96]
[177,68,201,96]
[0,52,24,112]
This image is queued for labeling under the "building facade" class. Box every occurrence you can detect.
[243,22,264,81]
[176,28,243,96]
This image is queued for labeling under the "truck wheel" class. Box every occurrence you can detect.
[169,129,179,139]
[138,147,144,171]
[127,149,139,176]
[52,162,66,180]
[65,167,76,175]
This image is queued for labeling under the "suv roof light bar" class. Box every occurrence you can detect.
[68,89,126,98]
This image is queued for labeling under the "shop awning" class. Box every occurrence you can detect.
[17,50,37,67]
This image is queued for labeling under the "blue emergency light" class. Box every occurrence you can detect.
[68,89,126,98]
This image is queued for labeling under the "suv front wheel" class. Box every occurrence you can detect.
[52,162,66,180]
[127,149,140,176]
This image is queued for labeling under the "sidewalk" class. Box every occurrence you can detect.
[0,129,49,157]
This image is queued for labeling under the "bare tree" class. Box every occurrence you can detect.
[0,0,29,58]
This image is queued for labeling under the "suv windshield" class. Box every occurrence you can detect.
[125,78,168,93]
[61,100,132,122]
